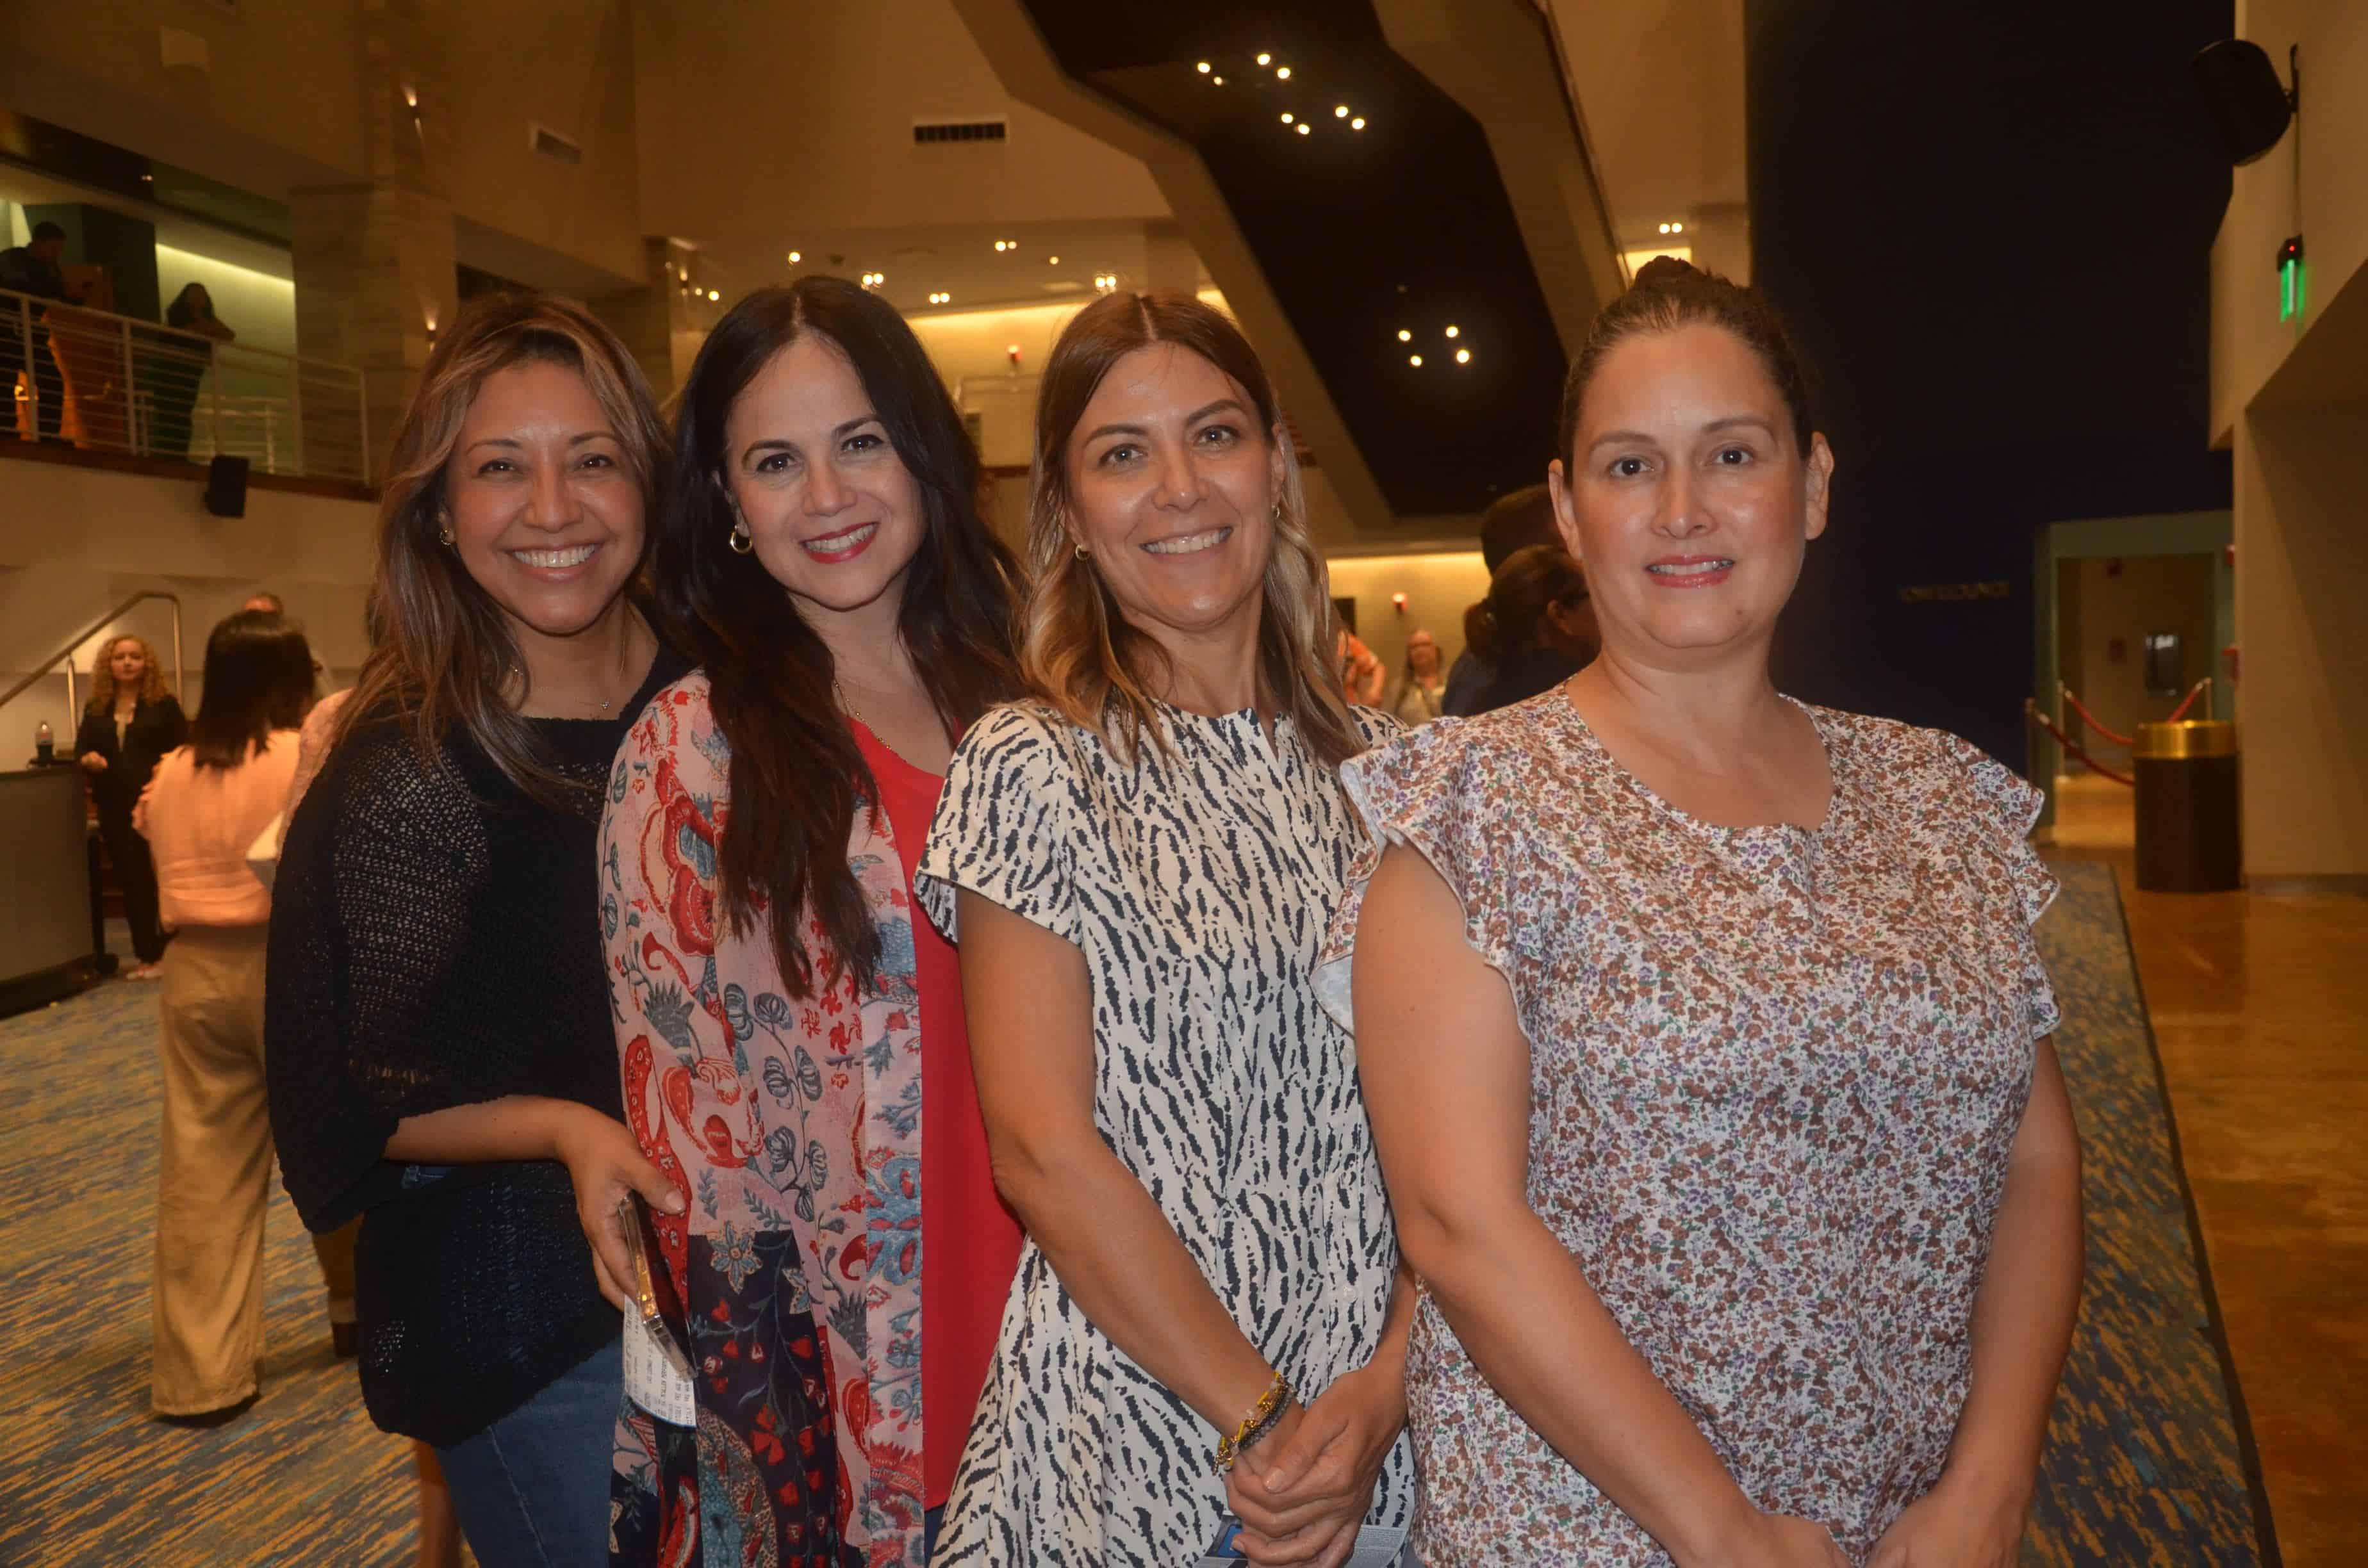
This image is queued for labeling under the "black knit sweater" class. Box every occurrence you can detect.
[265,651,684,1446]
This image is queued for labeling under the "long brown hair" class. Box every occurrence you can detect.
[85,634,170,714]
[659,279,1022,999]
[188,610,313,769]
[333,294,668,806]
[1022,291,1360,769]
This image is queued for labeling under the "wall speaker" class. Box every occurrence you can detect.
[2192,40,2294,165]
[202,455,249,518]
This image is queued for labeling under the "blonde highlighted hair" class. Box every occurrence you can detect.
[1021,291,1361,769]
[333,293,668,807]
[85,634,170,714]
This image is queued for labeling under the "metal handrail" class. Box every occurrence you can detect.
[0,591,185,719]
[4,284,369,482]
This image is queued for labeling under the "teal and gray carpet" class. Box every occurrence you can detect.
[0,875,2266,1564]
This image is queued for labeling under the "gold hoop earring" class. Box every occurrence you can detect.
[438,525,455,547]
[728,518,754,555]
[1074,542,1090,561]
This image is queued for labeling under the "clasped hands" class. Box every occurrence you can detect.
[1222,1361,1404,1568]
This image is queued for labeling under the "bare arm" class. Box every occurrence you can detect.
[958,888,1278,1430]
[1871,1039,2082,1565]
[1353,844,1843,1567]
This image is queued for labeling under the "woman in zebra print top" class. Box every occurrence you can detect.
[917,291,1419,1567]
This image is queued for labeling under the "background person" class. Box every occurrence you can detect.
[134,608,315,1420]
[0,219,74,442]
[149,282,236,458]
[1464,544,1598,715]
[265,295,686,1568]
[1386,629,1447,726]
[75,633,186,977]
[1440,484,1561,716]
[1326,258,2082,1565]
[919,291,1417,1567]
[603,278,1025,1564]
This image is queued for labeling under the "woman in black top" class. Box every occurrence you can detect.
[267,295,686,1568]
[74,633,187,976]
[1465,543,1601,714]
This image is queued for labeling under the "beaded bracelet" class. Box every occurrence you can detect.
[1214,1371,1290,1473]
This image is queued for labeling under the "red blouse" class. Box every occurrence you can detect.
[856,723,1024,1510]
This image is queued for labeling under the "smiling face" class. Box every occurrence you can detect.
[107,639,147,687]
[721,333,925,624]
[442,357,645,640]
[1064,343,1285,655]
[1549,322,1832,669]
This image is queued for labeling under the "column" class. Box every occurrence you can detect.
[589,237,708,404]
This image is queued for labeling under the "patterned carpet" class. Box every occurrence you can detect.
[0,876,2267,1565]
[2023,861,2267,1565]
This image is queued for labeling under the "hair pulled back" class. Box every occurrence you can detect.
[1466,544,1588,664]
[1556,257,1815,465]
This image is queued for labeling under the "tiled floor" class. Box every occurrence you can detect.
[2044,774,2368,1566]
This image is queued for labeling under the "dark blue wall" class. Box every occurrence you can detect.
[1745,1,2233,767]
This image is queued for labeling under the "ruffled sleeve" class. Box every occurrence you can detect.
[917,703,1080,946]
[1938,731,2062,1040]
[1314,717,1516,1033]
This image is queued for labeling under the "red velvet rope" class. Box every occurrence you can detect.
[2060,686,2135,748]
[2030,706,2135,787]
[2164,680,2207,724]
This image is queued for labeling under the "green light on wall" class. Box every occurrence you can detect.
[2278,234,2306,323]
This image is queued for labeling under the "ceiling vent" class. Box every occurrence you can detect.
[529,122,583,166]
[914,117,1009,145]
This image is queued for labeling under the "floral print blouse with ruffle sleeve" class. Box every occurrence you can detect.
[1314,691,2060,1566]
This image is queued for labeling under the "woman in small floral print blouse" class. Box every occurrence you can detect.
[1319,258,2084,1568]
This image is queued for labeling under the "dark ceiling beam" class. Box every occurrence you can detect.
[947,0,1397,542]
[1372,0,1625,359]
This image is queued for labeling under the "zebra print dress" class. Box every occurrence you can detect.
[916,699,1419,1565]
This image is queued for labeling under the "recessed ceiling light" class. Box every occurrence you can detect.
[1409,354,1424,366]
[1455,348,1471,363]
[1197,61,1211,73]
[1444,325,1459,338]
[1281,112,1294,124]
[1672,221,1684,233]
[1397,329,1411,341]
[1049,255,1061,265]
[994,240,1006,252]
[786,250,801,263]
[1295,123,1310,135]
[1256,51,1272,65]
[1335,105,1349,118]
[708,289,721,301]
[1276,66,1292,79]
[1212,75,1224,85]
[1351,117,1366,131]
[1659,223,1671,234]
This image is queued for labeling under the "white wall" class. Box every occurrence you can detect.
[0,459,377,746]
[154,243,298,357]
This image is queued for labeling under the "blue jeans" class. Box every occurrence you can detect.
[434,1342,621,1568]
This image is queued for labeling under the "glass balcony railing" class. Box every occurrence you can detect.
[3,286,370,484]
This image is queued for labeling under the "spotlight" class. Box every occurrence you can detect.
[1409,354,1423,366]
[1049,255,1061,265]
[1351,117,1366,131]
[1197,61,1211,73]
[787,250,801,263]
[707,288,720,301]
[994,240,1007,252]
[1444,325,1459,338]
[1335,105,1349,118]
[1658,223,1671,234]
[1672,222,1683,233]
[1295,123,1310,136]
[1276,66,1291,79]
[1455,348,1471,364]
[1256,51,1271,65]
[1281,112,1294,124]
[1212,76,1224,85]
[1396,329,1411,341]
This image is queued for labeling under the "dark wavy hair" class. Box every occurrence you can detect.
[657,278,1023,999]
[190,608,314,769]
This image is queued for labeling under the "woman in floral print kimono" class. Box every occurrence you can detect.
[600,278,1026,1567]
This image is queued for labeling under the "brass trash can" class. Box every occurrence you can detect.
[2134,720,2240,892]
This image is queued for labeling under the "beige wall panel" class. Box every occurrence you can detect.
[629,0,1167,245]
[1326,550,1493,687]
[2211,0,2368,437]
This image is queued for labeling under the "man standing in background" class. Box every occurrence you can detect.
[1,220,77,443]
